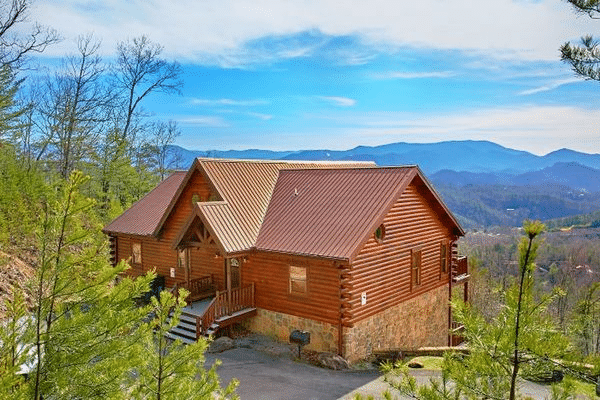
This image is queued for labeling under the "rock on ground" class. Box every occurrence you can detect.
[317,352,349,370]
[208,336,235,353]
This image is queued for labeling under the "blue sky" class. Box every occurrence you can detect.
[27,0,600,155]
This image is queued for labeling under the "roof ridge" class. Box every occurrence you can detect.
[278,165,417,172]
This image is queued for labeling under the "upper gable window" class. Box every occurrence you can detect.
[132,242,142,265]
[289,265,307,295]
[374,224,385,243]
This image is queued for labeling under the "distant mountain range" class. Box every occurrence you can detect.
[171,140,600,227]
[174,140,600,175]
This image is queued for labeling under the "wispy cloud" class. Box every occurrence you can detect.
[176,116,230,127]
[247,112,273,120]
[318,96,356,107]
[374,71,456,79]
[190,98,269,107]
[348,106,600,155]
[518,78,581,96]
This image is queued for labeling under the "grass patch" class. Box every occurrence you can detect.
[408,356,444,370]
[569,378,597,398]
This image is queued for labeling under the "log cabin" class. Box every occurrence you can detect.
[103,158,469,362]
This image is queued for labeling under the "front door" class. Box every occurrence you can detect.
[225,258,241,292]
[178,248,191,285]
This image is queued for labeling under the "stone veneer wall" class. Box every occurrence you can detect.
[343,284,449,363]
[243,309,339,353]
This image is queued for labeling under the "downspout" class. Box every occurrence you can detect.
[448,237,455,346]
[337,261,344,357]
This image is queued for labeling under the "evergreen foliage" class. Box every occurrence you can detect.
[365,221,577,400]
[562,1,600,81]
[130,289,238,400]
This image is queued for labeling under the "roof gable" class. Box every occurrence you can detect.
[149,158,375,253]
[254,167,416,260]
[103,171,186,236]
[255,166,464,261]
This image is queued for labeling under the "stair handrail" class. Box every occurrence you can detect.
[197,283,255,337]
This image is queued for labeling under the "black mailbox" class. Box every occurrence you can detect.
[289,330,310,358]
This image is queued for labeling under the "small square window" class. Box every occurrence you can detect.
[132,243,142,264]
[289,266,307,295]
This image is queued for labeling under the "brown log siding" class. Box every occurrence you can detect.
[243,252,342,326]
[349,182,452,324]
[112,170,219,288]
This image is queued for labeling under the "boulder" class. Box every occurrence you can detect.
[408,361,424,369]
[208,336,235,353]
[317,352,349,370]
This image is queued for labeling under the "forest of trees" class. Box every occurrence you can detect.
[0,2,238,399]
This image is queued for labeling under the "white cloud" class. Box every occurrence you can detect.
[349,106,600,155]
[318,96,357,107]
[189,98,269,106]
[375,71,456,79]
[518,77,582,95]
[176,116,230,127]
[247,112,273,120]
[30,0,598,63]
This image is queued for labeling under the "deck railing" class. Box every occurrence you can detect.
[174,274,216,302]
[197,283,255,338]
[454,256,468,277]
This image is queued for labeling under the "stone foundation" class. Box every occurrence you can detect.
[243,309,339,353]
[343,284,449,363]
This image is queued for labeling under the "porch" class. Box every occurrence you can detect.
[168,275,257,343]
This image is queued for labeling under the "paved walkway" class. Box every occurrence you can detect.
[204,334,554,400]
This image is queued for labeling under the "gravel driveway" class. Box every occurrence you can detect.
[204,334,555,400]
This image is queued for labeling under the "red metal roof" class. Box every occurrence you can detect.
[103,171,187,236]
[193,159,376,253]
[254,167,417,260]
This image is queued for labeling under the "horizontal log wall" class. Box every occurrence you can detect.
[243,252,342,326]
[113,170,220,288]
[349,180,452,324]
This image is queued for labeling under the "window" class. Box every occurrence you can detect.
[289,265,307,295]
[411,248,421,289]
[440,242,448,276]
[132,242,142,264]
[374,224,385,243]
[177,248,187,269]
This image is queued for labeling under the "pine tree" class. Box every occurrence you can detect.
[129,289,238,400]
[370,221,575,400]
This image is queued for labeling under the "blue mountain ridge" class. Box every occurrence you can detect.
[172,140,600,175]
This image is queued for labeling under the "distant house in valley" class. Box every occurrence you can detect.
[103,158,469,362]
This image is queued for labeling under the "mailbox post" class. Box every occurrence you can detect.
[289,330,310,358]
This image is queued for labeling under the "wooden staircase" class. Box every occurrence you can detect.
[166,283,256,343]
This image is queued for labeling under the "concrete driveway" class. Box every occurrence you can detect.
[204,335,554,400]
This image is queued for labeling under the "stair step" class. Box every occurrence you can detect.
[169,326,197,340]
[165,331,196,345]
